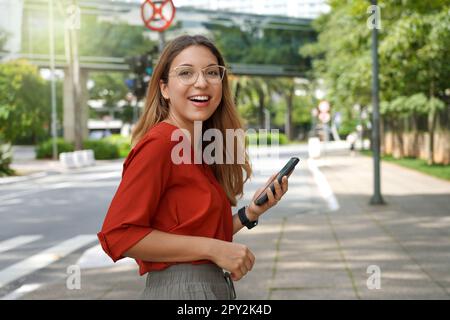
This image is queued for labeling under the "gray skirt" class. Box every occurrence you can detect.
[139,263,237,300]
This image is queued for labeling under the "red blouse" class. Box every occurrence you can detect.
[97,121,234,275]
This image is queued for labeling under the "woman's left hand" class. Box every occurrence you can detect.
[247,173,289,221]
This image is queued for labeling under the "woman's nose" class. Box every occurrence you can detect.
[194,72,208,88]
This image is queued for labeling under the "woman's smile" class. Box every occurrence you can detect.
[188,94,212,108]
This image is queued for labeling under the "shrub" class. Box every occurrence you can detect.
[35,138,74,159]
[0,142,14,176]
[83,139,119,160]
[102,134,131,158]
[246,131,289,146]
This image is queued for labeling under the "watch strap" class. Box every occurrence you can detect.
[238,206,258,229]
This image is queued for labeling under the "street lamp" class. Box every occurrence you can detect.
[369,0,385,205]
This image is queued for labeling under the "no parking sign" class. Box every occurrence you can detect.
[141,0,176,32]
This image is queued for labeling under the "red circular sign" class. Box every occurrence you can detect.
[141,0,176,32]
[319,112,331,123]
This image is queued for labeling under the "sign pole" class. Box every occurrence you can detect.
[159,30,166,53]
[48,0,58,160]
[370,0,385,205]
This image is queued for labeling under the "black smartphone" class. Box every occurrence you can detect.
[254,157,300,206]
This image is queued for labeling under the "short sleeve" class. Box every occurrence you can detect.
[97,131,172,262]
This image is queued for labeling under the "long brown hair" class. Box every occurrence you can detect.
[131,35,252,206]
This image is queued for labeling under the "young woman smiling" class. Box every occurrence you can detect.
[98,35,289,300]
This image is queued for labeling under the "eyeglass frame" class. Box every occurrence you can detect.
[167,65,227,85]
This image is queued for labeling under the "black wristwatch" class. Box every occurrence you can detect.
[238,206,258,229]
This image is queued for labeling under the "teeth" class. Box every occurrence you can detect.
[190,96,209,101]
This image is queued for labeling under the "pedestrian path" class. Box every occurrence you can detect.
[1,152,448,300]
[234,154,450,300]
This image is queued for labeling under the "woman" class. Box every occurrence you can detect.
[97,35,289,300]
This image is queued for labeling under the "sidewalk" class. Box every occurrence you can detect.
[17,151,450,300]
[232,153,450,300]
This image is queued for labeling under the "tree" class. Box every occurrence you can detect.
[0,60,53,144]
[0,28,8,52]
[206,20,316,136]
[301,0,450,163]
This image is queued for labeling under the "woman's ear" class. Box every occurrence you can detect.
[160,80,169,100]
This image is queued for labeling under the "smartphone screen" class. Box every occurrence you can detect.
[253,157,300,206]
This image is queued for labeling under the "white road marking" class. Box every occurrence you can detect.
[0,235,43,254]
[0,283,42,300]
[307,158,340,211]
[0,235,97,290]
[0,171,121,203]
[76,244,135,269]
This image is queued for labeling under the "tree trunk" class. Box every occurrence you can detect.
[394,118,404,158]
[257,88,265,129]
[233,80,241,107]
[285,84,294,140]
[427,81,436,165]
[380,116,384,155]
[427,110,436,165]
[412,113,419,158]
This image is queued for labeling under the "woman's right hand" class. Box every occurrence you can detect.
[209,240,255,281]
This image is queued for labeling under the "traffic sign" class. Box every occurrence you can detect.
[319,112,331,123]
[141,0,176,32]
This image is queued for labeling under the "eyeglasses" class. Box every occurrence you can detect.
[169,65,226,85]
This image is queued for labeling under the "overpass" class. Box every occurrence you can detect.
[0,52,307,77]
[1,0,314,144]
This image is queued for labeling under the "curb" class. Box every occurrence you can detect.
[0,171,59,186]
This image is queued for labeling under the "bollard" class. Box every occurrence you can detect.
[59,150,96,168]
[308,137,321,159]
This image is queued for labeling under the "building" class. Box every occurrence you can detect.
[173,0,330,19]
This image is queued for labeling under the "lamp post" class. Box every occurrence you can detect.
[48,0,58,160]
[369,0,385,205]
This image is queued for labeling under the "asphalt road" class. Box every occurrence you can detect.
[0,147,329,299]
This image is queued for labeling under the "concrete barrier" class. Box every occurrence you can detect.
[308,137,321,159]
[59,150,96,168]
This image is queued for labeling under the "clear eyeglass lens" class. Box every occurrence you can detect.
[175,66,225,84]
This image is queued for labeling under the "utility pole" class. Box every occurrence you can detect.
[70,0,83,150]
[48,0,58,160]
[369,0,385,205]
[159,31,166,53]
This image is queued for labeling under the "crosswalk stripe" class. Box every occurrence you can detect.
[0,235,43,254]
[76,244,135,269]
[0,283,42,300]
[0,235,97,290]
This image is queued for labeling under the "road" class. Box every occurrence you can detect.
[0,146,331,299]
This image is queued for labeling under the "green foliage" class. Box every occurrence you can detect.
[0,142,14,177]
[361,150,450,181]
[89,72,129,108]
[210,21,314,69]
[102,134,131,158]
[35,138,74,159]
[35,137,124,160]
[0,60,56,144]
[338,118,359,138]
[246,131,288,146]
[381,94,445,117]
[302,1,450,122]
[83,140,119,160]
